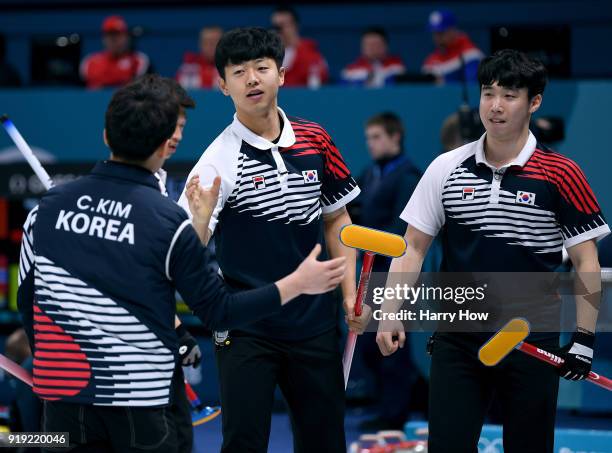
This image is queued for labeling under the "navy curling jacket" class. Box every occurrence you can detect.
[17,161,280,406]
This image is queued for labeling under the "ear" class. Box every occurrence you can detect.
[103,129,109,147]
[218,77,230,96]
[278,66,286,87]
[529,94,542,114]
[158,140,173,159]
[391,131,402,146]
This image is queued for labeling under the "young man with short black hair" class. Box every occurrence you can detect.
[179,27,365,452]
[17,74,346,452]
[378,50,609,452]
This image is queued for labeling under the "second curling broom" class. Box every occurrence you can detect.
[339,224,407,388]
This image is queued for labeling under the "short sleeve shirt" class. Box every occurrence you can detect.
[401,132,610,272]
[178,107,360,339]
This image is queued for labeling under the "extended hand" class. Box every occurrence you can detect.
[185,174,221,223]
[295,244,346,295]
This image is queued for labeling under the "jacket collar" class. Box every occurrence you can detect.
[91,160,160,190]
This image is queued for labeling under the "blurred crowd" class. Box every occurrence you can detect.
[0,6,483,90]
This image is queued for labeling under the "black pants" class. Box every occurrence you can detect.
[360,331,418,424]
[216,328,346,453]
[41,401,178,453]
[41,366,191,453]
[428,333,560,453]
[171,364,193,453]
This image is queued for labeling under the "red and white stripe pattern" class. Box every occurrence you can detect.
[31,255,174,406]
[228,153,323,225]
[33,304,91,400]
[341,56,405,86]
[291,118,352,180]
[225,118,357,225]
[520,149,600,215]
[442,165,564,253]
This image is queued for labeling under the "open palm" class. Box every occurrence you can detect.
[185,174,221,221]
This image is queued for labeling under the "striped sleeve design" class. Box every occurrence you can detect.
[521,149,600,215]
[18,205,38,285]
[290,118,360,213]
[519,148,609,247]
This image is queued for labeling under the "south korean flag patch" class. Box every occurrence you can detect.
[302,170,319,184]
[516,190,536,206]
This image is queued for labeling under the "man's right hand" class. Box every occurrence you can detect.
[276,244,346,305]
[295,244,346,295]
[376,319,406,356]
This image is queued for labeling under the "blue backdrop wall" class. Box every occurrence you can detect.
[0,80,611,215]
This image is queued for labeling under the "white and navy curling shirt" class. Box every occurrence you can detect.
[178,107,360,340]
[401,132,610,272]
[17,161,282,406]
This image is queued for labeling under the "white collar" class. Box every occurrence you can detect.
[230,107,296,150]
[475,130,537,169]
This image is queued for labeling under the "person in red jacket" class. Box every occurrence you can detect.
[80,15,151,89]
[341,27,405,87]
[270,5,328,88]
[176,26,223,89]
[421,9,483,85]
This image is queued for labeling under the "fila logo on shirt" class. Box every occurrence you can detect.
[252,175,266,190]
[516,190,536,206]
[302,170,318,184]
[462,187,475,201]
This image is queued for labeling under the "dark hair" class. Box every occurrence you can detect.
[215,27,284,79]
[161,77,196,110]
[366,112,405,148]
[362,26,388,42]
[478,49,548,100]
[105,74,179,161]
[273,5,299,24]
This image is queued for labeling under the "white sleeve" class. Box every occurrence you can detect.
[177,130,239,235]
[18,205,38,285]
[399,154,451,237]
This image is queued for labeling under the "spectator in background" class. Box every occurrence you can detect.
[351,112,421,248]
[439,113,464,153]
[271,5,329,88]
[176,26,223,89]
[0,33,21,87]
[439,106,485,154]
[341,27,405,87]
[349,113,422,431]
[422,9,483,84]
[80,15,151,89]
